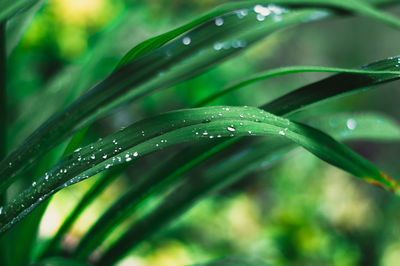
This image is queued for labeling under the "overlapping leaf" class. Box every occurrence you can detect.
[82,112,400,264]
[1,0,400,194]
[1,105,398,237]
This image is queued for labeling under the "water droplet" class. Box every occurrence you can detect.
[183,36,191,45]
[74,148,82,153]
[203,131,209,136]
[133,152,139,157]
[239,114,244,118]
[102,154,108,159]
[213,42,223,51]
[105,164,112,169]
[45,173,49,180]
[0,206,3,215]
[346,118,357,130]
[91,154,96,160]
[254,4,271,16]
[279,130,286,136]
[32,181,36,187]
[215,17,224,26]
[248,130,252,134]
[227,126,236,132]
[256,14,265,21]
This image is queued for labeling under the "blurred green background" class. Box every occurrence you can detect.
[6,0,400,265]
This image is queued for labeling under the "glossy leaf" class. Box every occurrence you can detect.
[0,2,331,192]
[2,0,400,194]
[1,106,398,235]
[97,112,400,264]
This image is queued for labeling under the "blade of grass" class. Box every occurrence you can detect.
[0,3,332,192]
[5,0,44,56]
[196,65,400,107]
[37,165,123,258]
[96,111,400,265]
[0,0,41,22]
[76,111,400,261]
[2,0,400,195]
[1,106,398,235]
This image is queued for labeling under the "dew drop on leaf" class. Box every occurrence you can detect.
[227,126,236,132]
[183,36,191,45]
[346,118,357,130]
[215,17,224,26]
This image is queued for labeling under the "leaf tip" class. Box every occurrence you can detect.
[363,172,400,194]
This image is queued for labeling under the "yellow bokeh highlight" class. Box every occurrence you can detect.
[50,0,112,27]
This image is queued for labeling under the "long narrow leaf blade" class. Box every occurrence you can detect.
[0,106,398,235]
[96,112,400,265]
[0,3,332,192]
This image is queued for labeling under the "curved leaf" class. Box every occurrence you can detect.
[78,111,400,261]
[0,2,332,192]
[1,106,397,235]
[2,0,400,194]
[196,65,400,107]
[96,112,400,264]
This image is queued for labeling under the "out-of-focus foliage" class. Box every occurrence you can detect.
[1,0,400,265]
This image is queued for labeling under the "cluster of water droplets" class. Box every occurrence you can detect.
[253,4,288,22]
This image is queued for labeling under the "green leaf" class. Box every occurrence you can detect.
[1,106,397,235]
[2,0,400,194]
[96,112,400,264]
[196,65,400,107]
[37,166,122,259]
[72,53,400,258]
[5,0,44,56]
[0,2,332,192]
[0,0,42,22]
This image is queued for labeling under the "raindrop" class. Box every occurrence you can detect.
[105,164,112,169]
[215,17,224,26]
[256,14,265,21]
[90,154,96,160]
[203,131,209,136]
[227,126,236,132]
[183,36,191,45]
[74,148,82,153]
[248,131,252,134]
[133,152,139,157]
[0,206,2,215]
[346,118,357,130]
[32,181,36,187]
[213,42,223,51]
[279,130,286,136]
[254,4,271,16]
[102,154,108,159]
[45,173,49,180]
